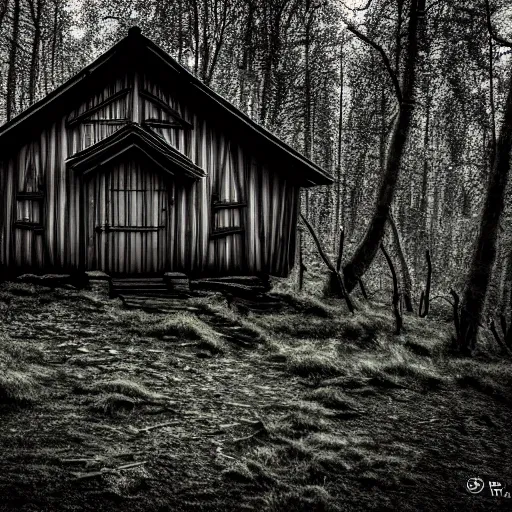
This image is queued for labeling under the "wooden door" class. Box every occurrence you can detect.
[85,161,169,274]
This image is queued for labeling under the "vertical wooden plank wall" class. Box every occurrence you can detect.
[0,69,300,277]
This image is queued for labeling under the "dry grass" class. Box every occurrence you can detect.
[125,311,226,353]
[89,392,136,416]
[1,279,512,512]
[0,333,45,405]
[306,387,361,413]
[0,370,39,404]
[1,281,37,296]
[86,378,164,401]
[287,352,344,378]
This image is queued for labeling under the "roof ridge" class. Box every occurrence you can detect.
[0,28,333,186]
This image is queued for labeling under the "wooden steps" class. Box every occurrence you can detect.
[111,275,286,316]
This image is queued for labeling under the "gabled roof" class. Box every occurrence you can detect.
[66,123,206,180]
[0,27,333,187]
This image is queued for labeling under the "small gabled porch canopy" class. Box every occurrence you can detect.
[66,122,206,180]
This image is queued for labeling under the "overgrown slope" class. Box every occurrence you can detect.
[0,282,511,511]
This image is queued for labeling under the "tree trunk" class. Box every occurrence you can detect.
[343,0,424,292]
[6,0,20,121]
[191,0,200,76]
[388,212,413,312]
[301,213,355,313]
[457,63,512,353]
[303,4,314,220]
[29,0,43,105]
[50,0,58,88]
[200,0,209,82]
[417,91,430,269]
[0,0,9,32]
[334,42,344,251]
[381,243,402,334]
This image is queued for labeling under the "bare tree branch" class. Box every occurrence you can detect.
[484,0,512,48]
[340,0,373,12]
[343,22,403,104]
[300,213,355,313]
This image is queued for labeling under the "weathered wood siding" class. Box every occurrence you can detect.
[0,68,300,277]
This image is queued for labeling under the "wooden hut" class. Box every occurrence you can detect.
[0,27,332,279]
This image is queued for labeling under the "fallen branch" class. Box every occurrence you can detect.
[72,461,147,481]
[239,418,264,426]
[223,401,253,409]
[219,422,241,430]
[135,421,179,434]
[381,243,403,335]
[231,429,264,444]
[215,446,237,460]
[61,458,103,464]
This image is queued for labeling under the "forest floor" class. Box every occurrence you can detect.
[1,279,512,512]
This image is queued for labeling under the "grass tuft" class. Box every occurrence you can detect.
[271,291,335,318]
[128,312,225,353]
[287,353,343,378]
[1,282,37,296]
[89,392,136,416]
[280,410,328,435]
[261,484,336,512]
[307,387,361,412]
[88,378,162,401]
[0,370,39,404]
[0,333,44,405]
[222,461,255,483]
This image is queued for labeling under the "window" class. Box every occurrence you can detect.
[210,191,246,239]
[14,155,44,232]
[209,143,247,239]
[14,193,44,232]
[83,123,93,148]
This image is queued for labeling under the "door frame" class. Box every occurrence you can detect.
[79,165,172,276]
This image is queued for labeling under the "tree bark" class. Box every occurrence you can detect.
[6,0,20,121]
[457,60,512,353]
[381,243,402,334]
[300,213,355,313]
[388,211,414,312]
[334,42,344,251]
[343,0,425,292]
[0,0,9,32]
[28,0,43,105]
